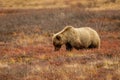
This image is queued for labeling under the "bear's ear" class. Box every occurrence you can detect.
[56,35,61,40]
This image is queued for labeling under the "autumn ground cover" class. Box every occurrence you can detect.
[0,7,120,80]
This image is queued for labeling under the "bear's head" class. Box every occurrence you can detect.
[52,26,73,51]
[52,34,64,51]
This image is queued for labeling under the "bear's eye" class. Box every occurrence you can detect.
[56,35,61,41]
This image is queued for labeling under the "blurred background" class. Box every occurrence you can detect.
[0,0,120,9]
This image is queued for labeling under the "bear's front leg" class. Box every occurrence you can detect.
[65,43,73,51]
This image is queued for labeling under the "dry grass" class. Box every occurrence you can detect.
[0,6,120,80]
[0,0,120,10]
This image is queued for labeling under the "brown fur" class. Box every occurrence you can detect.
[52,26,100,51]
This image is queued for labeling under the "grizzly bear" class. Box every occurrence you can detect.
[52,26,100,51]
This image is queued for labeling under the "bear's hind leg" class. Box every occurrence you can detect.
[66,43,73,51]
[88,43,99,49]
[89,41,100,49]
[88,44,96,48]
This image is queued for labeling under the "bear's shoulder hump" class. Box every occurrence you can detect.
[64,26,73,31]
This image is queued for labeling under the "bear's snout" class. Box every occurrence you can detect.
[54,45,61,51]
